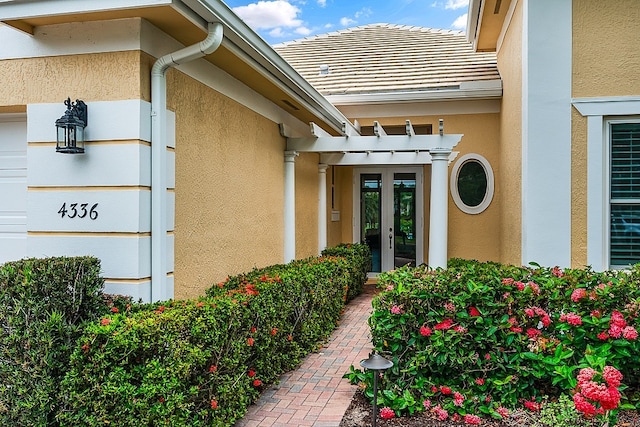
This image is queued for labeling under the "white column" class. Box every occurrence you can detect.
[318,163,328,255]
[284,151,298,263]
[428,149,451,269]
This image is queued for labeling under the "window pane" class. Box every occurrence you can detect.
[610,204,640,267]
[361,174,381,272]
[457,160,487,207]
[611,123,640,200]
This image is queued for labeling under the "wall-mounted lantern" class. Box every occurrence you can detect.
[55,98,87,154]
[360,351,393,427]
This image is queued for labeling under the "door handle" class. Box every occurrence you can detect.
[389,229,393,249]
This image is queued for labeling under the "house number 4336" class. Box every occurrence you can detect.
[58,203,99,220]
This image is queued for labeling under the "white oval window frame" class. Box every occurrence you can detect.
[450,153,494,215]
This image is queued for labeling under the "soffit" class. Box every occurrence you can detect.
[273,24,499,97]
[475,0,513,52]
[0,4,333,132]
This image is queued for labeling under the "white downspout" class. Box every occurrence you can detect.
[150,22,223,302]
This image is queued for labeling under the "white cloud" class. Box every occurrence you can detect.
[269,27,286,37]
[445,0,469,10]
[451,13,467,30]
[324,23,333,29]
[317,0,326,6]
[340,17,356,26]
[232,1,303,30]
[295,26,312,35]
[354,7,372,19]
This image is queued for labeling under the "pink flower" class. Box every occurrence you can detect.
[524,399,541,412]
[591,309,602,318]
[603,366,623,388]
[574,392,597,416]
[444,302,456,312]
[526,328,542,339]
[507,317,518,325]
[453,391,465,406]
[577,367,596,384]
[623,326,638,340]
[420,325,432,337]
[611,310,627,328]
[609,324,623,338]
[515,281,526,291]
[510,326,523,333]
[423,399,431,410]
[464,414,481,425]
[496,406,509,419]
[475,378,485,386]
[524,308,535,317]
[434,405,448,420]
[453,325,467,334]
[390,305,403,315]
[431,385,438,393]
[502,277,514,285]
[528,281,540,295]
[560,312,583,326]
[552,266,564,277]
[484,353,491,360]
[469,306,481,317]
[597,331,610,340]
[379,407,395,419]
[571,288,587,302]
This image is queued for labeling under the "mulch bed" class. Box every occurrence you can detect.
[340,390,640,427]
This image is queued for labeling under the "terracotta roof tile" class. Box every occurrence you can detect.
[273,23,499,96]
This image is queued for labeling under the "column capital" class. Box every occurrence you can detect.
[285,150,299,162]
[318,163,329,173]
[430,148,452,161]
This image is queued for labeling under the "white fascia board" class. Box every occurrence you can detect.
[326,80,503,106]
[0,0,172,20]
[287,134,463,153]
[466,0,482,47]
[181,0,357,136]
[573,96,640,116]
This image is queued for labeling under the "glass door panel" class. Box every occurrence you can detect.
[394,173,417,268]
[361,174,382,272]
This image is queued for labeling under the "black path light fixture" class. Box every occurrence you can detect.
[56,97,87,154]
[360,351,393,427]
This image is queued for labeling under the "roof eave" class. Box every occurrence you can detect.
[325,79,503,106]
[466,0,482,50]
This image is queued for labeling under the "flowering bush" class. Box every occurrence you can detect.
[345,259,640,424]
[58,244,370,426]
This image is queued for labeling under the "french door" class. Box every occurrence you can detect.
[354,167,424,273]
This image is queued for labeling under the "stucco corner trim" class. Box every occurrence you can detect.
[572,96,640,117]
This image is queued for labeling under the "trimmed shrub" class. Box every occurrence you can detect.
[0,257,105,427]
[322,243,371,301]
[346,259,640,424]
[58,245,369,426]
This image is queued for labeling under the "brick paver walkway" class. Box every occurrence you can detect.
[235,282,377,427]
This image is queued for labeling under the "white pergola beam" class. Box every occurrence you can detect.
[373,121,387,137]
[406,120,415,136]
[341,119,361,137]
[320,151,434,165]
[310,122,332,137]
[287,134,463,152]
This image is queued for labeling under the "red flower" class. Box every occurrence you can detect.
[209,365,217,373]
[250,327,257,333]
[440,386,452,395]
[110,306,119,313]
[287,334,293,341]
[434,319,454,330]
[81,343,90,353]
[247,337,255,346]
[159,397,165,403]
[248,369,256,377]
[196,302,204,308]
[420,325,432,337]
[475,378,485,386]
[271,328,278,336]
[464,414,481,425]
[253,379,262,387]
[468,306,481,317]
[524,399,541,412]
[100,318,111,326]
[380,407,395,419]
[210,400,218,409]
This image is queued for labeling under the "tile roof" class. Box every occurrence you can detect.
[273,23,499,97]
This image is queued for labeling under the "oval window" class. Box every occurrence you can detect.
[450,154,494,214]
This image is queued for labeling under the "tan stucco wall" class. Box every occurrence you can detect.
[168,69,306,299]
[571,0,640,267]
[0,51,147,105]
[333,113,501,265]
[496,0,523,266]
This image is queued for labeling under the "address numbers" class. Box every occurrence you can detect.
[58,203,99,220]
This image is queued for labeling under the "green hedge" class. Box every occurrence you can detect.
[0,257,105,426]
[322,242,371,301]
[58,244,370,426]
[347,259,640,423]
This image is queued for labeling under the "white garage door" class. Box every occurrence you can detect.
[0,115,27,265]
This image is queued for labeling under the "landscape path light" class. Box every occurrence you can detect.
[360,351,393,427]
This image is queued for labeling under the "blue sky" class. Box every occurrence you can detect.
[222,0,469,45]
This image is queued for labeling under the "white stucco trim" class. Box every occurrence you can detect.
[573,97,640,271]
[521,0,572,268]
[450,153,494,215]
[496,0,519,53]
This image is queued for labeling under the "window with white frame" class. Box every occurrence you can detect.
[609,121,640,267]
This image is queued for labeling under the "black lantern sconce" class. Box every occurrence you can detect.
[55,98,87,154]
[360,351,393,427]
